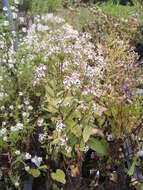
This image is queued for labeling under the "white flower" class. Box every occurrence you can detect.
[19,92,23,96]
[38,134,44,142]
[19,17,25,23]
[11,6,16,11]
[18,104,23,109]
[14,0,19,4]
[56,120,65,132]
[24,100,29,105]
[11,126,18,132]
[96,170,100,177]
[9,105,14,110]
[15,150,20,155]
[12,12,17,19]
[3,7,8,11]
[28,105,33,111]
[65,146,72,153]
[10,113,13,117]
[93,103,97,110]
[8,64,14,68]
[84,145,89,153]
[22,112,27,117]
[0,76,2,81]
[31,156,42,167]
[3,136,7,142]
[24,153,32,160]
[1,106,5,111]
[0,128,7,136]
[2,121,6,126]
[25,166,30,172]
[37,118,44,127]
[137,150,143,157]
[14,182,19,187]
[3,21,9,26]
[16,123,24,130]
[22,27,27,33]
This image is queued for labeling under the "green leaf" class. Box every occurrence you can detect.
[39,165,49,172]
[83,125,93,143]
[46,105,58,113]
[46,86,55,97]
[87,138,107,156]
[51,169,66,184]
[71,125,82,138]
[128,156,137,176]
[128,162,135,176]
[29,169,40,178]
[36,92,41,97]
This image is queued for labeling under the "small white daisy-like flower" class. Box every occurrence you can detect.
[18,104,23,109]
[31,156,42,167]
[3,21,9,26]
[14,181,19,187]
[14,0,19,4]
[84,145,89,153]
[65,146,72,153]
[16,123,24,130]
[24,100,29,105]
[93,103,97,110]
[11,126,18,132]
[22,112,27,117]
[38,134,44,142]
[22,27,27,33]
[11,6,15,11]
[28,105,33,111]
[3,136,8,142]
[15,150,20,155]
[24,152,32,160]
[2,121,6,126]
[10,113,13,117]
[25,166,30,172]
[9,105,14,110]
[1,106,5,111]
[56,120,65,132]
[0,128,7,136]
[8,64,14,68]
[19,17,25,23]
[19,92,23,96]
[37,118,44,127]
[3,7,8,11]
[12,12,17,19]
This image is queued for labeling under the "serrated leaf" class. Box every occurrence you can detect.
[87,138,107,156]
[51,169,66,184]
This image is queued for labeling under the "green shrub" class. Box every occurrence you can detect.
[31,0,63,14]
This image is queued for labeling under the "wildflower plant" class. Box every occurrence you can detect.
[0,1,143,189]
[0,5,109,187]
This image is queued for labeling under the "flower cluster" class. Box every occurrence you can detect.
[21,13,106,99]
[33,64,46,86]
